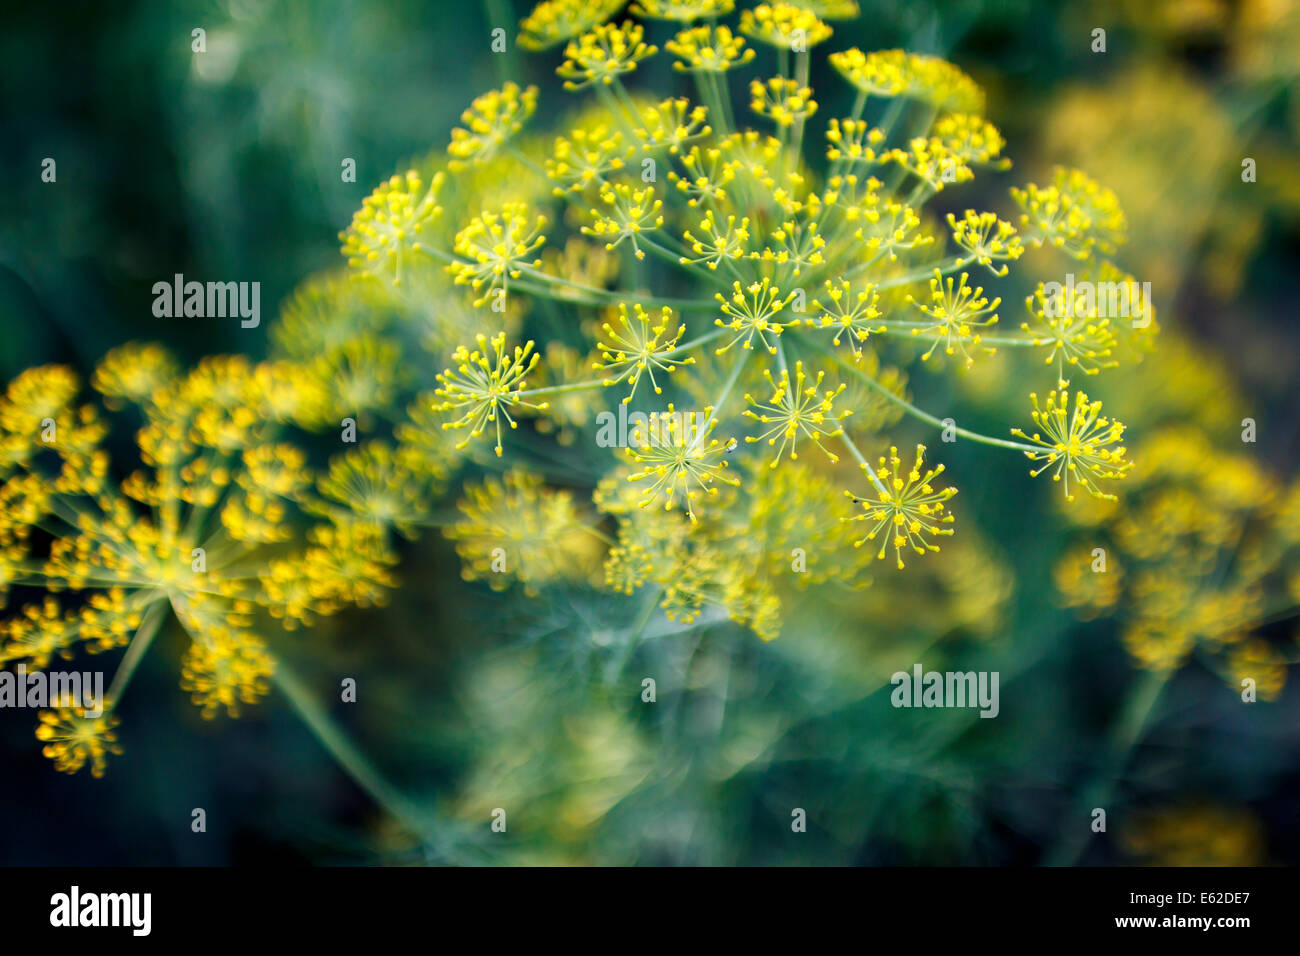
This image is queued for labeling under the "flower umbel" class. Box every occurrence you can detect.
[1012,389,1132,501]
[626,408,739,522]
[743,361,849,465]
[906,270,1000,367]
[339,170,445,284]
[715,278,792,353]
[557,21,658,90]
[449,203,548,307]
[434,333,548,456]
[447,83,540,167]
[845,444,957,568]
[593,303,693,403]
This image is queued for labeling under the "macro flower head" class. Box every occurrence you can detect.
[739,3,833,50]
[433,332,548,456]
[947,210,1024,276]
[750,77,818,127]
[803,279,884,357]
[667,24,753,72]
[1021,280,1119,385]
[558,21,658,90]
[0,348,402,775]
[359,2,1143,641]
[448,83,540,167]
[581,182,664,259]
[743,361,849,465]
[448,203,549,306]
[715,277,793,353]
[1012,389,1132,501]
[625,408,739,522]
[518,0,628,51]
[593,303,693,403]
[1011,166,1128,259]
[339,170,445,284]
[829,48,984,114]
[906,270,1000,366]
[845,444,957,569]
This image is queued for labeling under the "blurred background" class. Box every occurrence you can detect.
[2,0,1298,865]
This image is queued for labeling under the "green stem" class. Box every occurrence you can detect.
[105,596,170,706]
[688,347,749,452]
[1042,668,1172,866]
[272,660,441,846]
[795,329,1040,453]
[838,427,889,497]
[517,378,607,398]
[484,0,515,85]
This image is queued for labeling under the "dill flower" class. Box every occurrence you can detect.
[179,627,274,719]
[448,203,548,306]
[337,9,1147,647]
[306,337,405,424]
[668,145,741,206]
[715,277,793,353]
[825,118,886,163]
[338,170,445,284]
[885,137,973,192]
[845,444,957,569]
[749,77,818,127]
[557,21,658,90]
[743,361,849,465]
[750,217,824,276]
[829,48,984,114]
[666,24,753,72]
[0,352,403,775]
[906,270,1000,366]
[632,97,711,154]
[36,703,122,778]
[90,342,179,410]
[1012,389,1132,501]
[932,113,1011,168]
[803,279,884,358]
[581,182,664,259]
[1226,638,1287,702]
[448,82,540,167]
[852,197,930,261]
[445,470,601,593]
[546,124,629,193]
[947,210,1024,276]
[739,3,833,49]
[312,441,432,538]
[433,332,548,456]
[518,0,628,51]
[680,210,750,268]
[1011,166,1128,259]
[260,522,398,628]
[631,0,735,19]
[593,303,693,403]
[625,408,739,522]
[1021,281,1118,385]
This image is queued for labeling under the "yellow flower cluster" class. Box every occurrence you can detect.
[1053,423,1297,696]
[314,0,1147,651]
[0,346,412,776]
